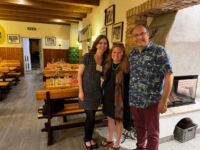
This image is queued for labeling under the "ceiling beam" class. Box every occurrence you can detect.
[0,13,80,23]
[0,17,72,25]
[0,15,79,25]
[0,1,92,13]
[0,10,83,21]
[0,4,87,18]
[36,0,100,7]
[0,0,96,25]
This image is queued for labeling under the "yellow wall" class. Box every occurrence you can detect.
[79,0,148,52]
[0,20,70,49]
[70,23,79,47]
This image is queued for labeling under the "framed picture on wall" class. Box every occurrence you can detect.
[78,31,82,42]
[45,36,56,46]
[105,4,115,26]
[7,34,20,44]
[112,22,124,43]
[100,27,107,36]
[78,24,92,42]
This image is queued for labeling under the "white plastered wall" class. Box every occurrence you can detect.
[166,4,200,97]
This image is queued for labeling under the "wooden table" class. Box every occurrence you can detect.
[0,62,20,67]
[0,60,20,67]
[43,70,78,78]
[43,63,78,78]
[45,83,78,90]
[0,67,17,73]
[35,78,79,100]
[44,78,78,89]
[46,63,79,69]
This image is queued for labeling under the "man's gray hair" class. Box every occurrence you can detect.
[131,24,149,34]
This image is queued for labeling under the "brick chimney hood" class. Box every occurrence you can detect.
[125,0,200,51]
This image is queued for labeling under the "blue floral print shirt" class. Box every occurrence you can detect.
[129,42,173,108]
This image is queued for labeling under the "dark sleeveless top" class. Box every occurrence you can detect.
[79,52,102,110]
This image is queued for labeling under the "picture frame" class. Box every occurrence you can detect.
[105,4,115,26]
[100,27,107,36]
[78,31,82,42]
[7,34,20,44]
[112,22,124,43]
[78,24,92,42]
[45,36,56,46]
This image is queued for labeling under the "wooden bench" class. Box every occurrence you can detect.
[37,103,102,118]
[35,88,104,145]
[0,82,9,87]
[7,72,21,76]
[7,71,21,82]
[7,72,21,80]
[35,88,79,101]
[0,78,15,82]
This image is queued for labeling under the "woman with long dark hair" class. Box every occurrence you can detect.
[78,35,109,150]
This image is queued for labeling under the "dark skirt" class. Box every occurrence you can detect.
[102,98,115,119]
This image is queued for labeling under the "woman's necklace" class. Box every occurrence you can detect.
[112,63,119,71]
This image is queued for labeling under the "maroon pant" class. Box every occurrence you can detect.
[131,103,159,150]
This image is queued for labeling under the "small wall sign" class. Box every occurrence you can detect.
[27,27,37,31]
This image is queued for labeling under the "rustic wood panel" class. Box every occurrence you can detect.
[43,49,69,68]
[0,47,24,75]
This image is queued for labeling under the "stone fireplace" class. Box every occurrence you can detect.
[126,0,200,107]
[126,0,200,51]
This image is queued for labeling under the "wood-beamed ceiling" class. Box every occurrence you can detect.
[0,0,100,25]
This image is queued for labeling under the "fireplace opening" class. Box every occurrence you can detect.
[168,75,198,107]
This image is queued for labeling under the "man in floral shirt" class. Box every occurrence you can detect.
[129,25,173,150]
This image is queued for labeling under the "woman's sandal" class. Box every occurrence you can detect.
[109,145,120,150]
[101,139,113,147]
[91,140,99,149]
[84,142,93,150]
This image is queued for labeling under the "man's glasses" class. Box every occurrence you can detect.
[133,32,147,38]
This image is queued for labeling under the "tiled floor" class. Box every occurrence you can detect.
[0,70,199,150]
[159,133,200,150]
[96,127,200,150]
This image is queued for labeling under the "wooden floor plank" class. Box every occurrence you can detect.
[0,70,105,150]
